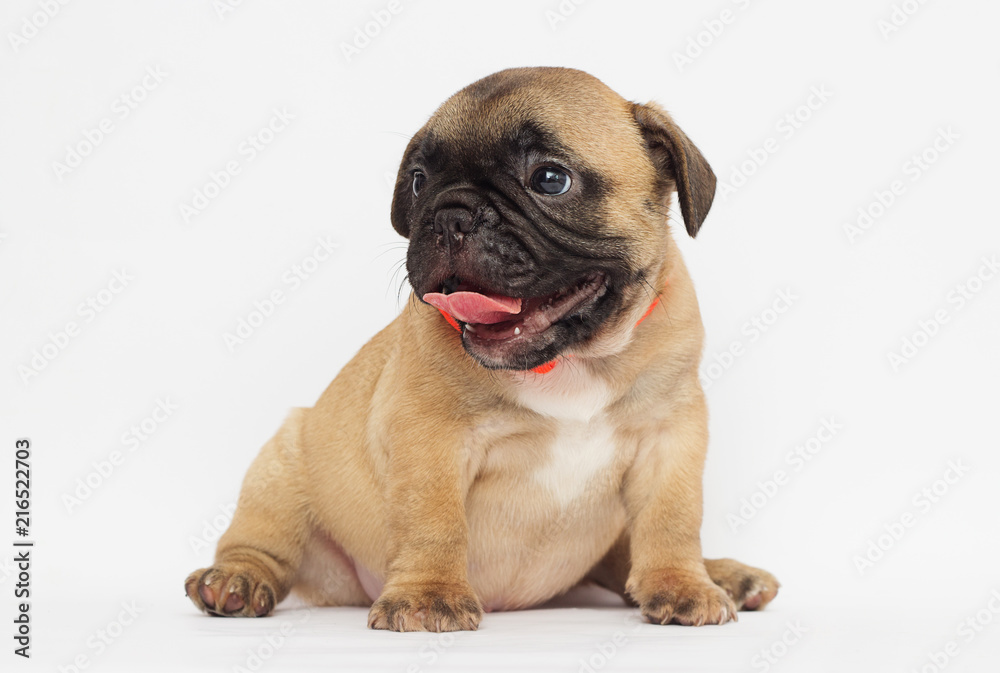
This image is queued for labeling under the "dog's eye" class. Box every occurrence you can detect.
[412,171,426,196]
[530,167,571,196]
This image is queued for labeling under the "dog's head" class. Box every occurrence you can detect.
[391,67,716,371]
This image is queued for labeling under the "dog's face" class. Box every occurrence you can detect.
[391,67,716,371]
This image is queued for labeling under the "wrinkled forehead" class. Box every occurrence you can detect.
[422,72,645,176]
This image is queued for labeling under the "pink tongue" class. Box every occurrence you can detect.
[423,291,522,324]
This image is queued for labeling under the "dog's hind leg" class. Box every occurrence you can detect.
[184,410,311,617]
[703,558,779,611]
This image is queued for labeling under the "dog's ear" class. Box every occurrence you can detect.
[390,131,424,239]
[631,102,716,237]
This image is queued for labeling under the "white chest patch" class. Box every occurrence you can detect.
[509,363,618,507]
[510,360,613,422]
[532,417,617,508]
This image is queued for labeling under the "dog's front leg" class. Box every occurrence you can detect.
[367,425,481,632]
[623,389,738,625]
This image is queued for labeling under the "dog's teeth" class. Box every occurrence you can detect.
[513,327,521,335]
[465,324,476,332]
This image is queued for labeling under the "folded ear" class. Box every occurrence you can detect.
[631,102,716,237]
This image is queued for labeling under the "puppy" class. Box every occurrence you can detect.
[185,67,779,631]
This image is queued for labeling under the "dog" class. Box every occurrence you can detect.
[185,67,779,631]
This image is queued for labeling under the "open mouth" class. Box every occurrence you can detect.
[422,272,609,341]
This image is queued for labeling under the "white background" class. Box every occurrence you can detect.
[2,0,999,671]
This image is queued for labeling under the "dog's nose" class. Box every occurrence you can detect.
[433,207,475,249]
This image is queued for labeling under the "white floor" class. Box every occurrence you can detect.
[35,584,999,672]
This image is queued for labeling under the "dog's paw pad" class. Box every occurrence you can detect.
[185,565,276,618]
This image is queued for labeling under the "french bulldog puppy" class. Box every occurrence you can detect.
[185,67,779,631]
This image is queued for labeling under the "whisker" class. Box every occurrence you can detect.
[640,277,671,328]
[399,275,417,311]
[374,244,408,261]
[386,258,408,301]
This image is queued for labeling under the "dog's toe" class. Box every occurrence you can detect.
[185,564,276,617]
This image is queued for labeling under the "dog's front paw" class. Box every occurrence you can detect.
[185,563,277,618]
[367,581,482,632]
[627,568,737,626]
